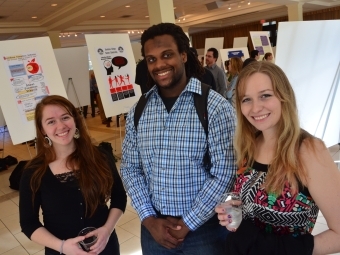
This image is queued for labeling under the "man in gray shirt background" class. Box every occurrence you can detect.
[205,47,227,97]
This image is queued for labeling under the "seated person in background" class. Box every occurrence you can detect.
[20,95,127,255]
[226,57,243,107]
[216,61,340,255]
[263,52,274,62]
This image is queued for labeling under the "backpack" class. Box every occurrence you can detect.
[9,160,29,190]
[134,82,211,170]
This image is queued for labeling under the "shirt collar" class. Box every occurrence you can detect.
[143,77,202,97]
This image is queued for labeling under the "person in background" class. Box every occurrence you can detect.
[226,57,243,107]
[190,47,217,91]
[250,49,260,60]
[263,52,274,62]
[121,22,236,255]
[19,95,127,255]
[225,60,233,83]
[90,71,112,127]
[205,47,227,97]
[83,73,97,118]
[135,58,151,94]
[216,61,340,254]
[242,57,257,69]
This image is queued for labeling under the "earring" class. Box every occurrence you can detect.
[73,128,80,139]
[44,136,52,147]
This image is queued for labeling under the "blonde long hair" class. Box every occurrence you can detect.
[234,61,313,194]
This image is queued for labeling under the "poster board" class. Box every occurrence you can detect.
[276,20,340,147]
[0,37,67,145]
[204,37,224,67]
[85,34,142,117]
[54,47,90,107]
[249,31,274,61]
[233,37,248,48]
[220,47,250,72]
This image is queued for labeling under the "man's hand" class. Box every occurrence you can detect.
[142,216,182,249]
[166,217,190,240]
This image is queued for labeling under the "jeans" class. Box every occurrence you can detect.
[141,215,228,255]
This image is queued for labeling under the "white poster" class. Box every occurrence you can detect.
[233,37,248,48]
[96,46,136,102]
[220,47,250,71]
[276,20,340,147]
[85,34,141,117]
[249,31,274,61]
[0,37,67,145]
[2,52,50,123]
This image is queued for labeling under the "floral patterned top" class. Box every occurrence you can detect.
[235,161,319,237]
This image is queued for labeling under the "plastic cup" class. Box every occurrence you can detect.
[78,227,97,252]
[217,192,242,229]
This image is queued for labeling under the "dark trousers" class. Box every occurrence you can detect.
[83,90,96,118]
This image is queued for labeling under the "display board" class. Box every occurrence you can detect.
[249,31,274,61]
[0,37,67,145]
[85,34,142,117]
[276,20,340,147]
[54,47,90,108]
[233,37,248,48]
[220,47,250,72]
[204,37,224,67]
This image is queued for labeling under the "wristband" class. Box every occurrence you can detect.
[60,240,65,254]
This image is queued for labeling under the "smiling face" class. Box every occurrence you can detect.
[240,72,282,136]
[41,104,76,150]
[144,34,187,96]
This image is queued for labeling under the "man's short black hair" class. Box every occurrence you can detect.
[207,47,218,59]
[250,50,259,58]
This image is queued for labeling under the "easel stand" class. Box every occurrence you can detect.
[66,78,89,132]
[0,125,7,158]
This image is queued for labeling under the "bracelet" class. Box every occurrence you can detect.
[60,240,65,254]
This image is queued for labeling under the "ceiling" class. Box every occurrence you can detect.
[0,0,340,47]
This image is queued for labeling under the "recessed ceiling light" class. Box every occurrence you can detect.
[125,5,130,7]
[100,15,105,18]
[51,4,57,7]
[31,16,37,18]
[248,1,250,5]
[145,15,149,18]
[174,7,176,9]
[75,34,77,37]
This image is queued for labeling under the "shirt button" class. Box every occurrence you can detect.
[81,217,82,219]
[80,203,82,205]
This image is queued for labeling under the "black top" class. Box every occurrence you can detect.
[19,150,127,246]
[202,68,217,91]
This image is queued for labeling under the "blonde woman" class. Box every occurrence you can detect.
[226,57,243,107]
[216,62,340,254]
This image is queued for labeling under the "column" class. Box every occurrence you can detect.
[286,2,304,21]
[47,31,61,49]
[146,0,175,25]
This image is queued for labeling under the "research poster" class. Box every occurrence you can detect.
[95,46,136,102]
[2,52,50,123]
[249,31,273,60]
[220,47,250,71]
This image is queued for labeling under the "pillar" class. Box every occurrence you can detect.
[47,31,61,49]
[286,2,304,21]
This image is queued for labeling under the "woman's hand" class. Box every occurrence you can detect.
[215,200,242,232]
[86,226,111,254]
[62,237,96,255]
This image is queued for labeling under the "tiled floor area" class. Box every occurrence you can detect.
[0,112,340,255]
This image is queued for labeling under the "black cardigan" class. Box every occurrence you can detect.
[19,150,127,244]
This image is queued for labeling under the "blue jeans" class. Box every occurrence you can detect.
[141,215,228,255]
